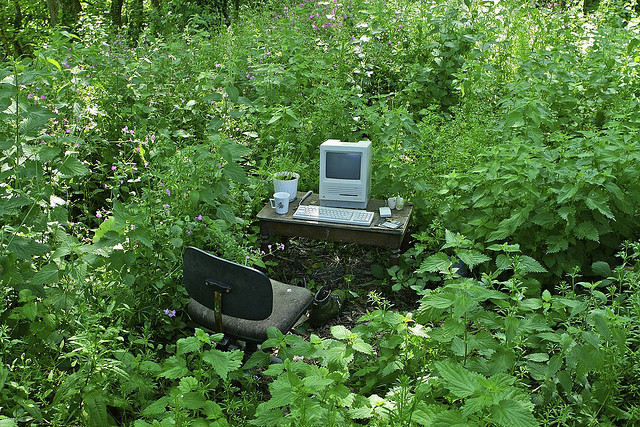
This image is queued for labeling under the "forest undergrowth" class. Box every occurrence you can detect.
[2,0,640,424]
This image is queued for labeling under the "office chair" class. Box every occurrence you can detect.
[183,246,314,351]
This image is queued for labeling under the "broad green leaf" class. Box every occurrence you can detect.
[491,399,537,427]
[229,108,244,118]
[267,113,282,124]
[19,115,49,137]
[159,356,189,379]
[177,336,202,355]
[557,205,574,222]
[46,289,76,310]
[58,156,89,177]
[82,389,108,427]
[591,312,611,342]
[0,417,18,427]
[331,325,351,340]
[524,353,549,362]
[352,338,374,355]
[8,236,50,259]
[487,226,513,242]
[421,293,455,309]
[215,204,237,223]
[202,349,243,380]
[519,255,547,273]
[431,409,471,426]
[381,359,403,377]
[495,254,511,271]
[128,227,154,248]
[219,137,251,161]
[585,190,615,219]
[208,117,224,131]
[53,371,82,404]
[141,396,169,416]
[556,184,579,204]
[202,401,224,419]
[325,344,354,369]
[591,261,611,277]
[225,85,239,103]
[519,298,542,311]
[303,375,334,390]
[21,302,38,321]
[222,162,248,184]
[456,249,490,269]
[434,360,480,398]
[418,252,451,273]
[349,404,374,420]
[93,217,115,243]
[31,263,59,285]
[182,391,206,410]
[47,57,62,72]
[263,376,295,409]
[546,235,569,254]
[575,221,599,242]
[429,318,466,343]
[0,194,31,216]
[452,293,477,319]
[504,111,524,128]
[505,315,520,343]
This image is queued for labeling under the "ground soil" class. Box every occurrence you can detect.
[266,237,420,338]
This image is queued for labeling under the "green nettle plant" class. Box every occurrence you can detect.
[438,130,640,277]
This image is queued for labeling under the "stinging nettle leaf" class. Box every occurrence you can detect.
[31,263,60,285]
[202,349,243,380]
[491,399,537,427]
[519,255,548,273]
[418,252,451,273]
[58,156,89,177]
[434,360,481,398]
[456,249,490,270]
[585,190,615,220]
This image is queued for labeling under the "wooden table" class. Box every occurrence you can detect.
[257,191,413,264]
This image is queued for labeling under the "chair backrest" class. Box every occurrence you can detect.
[183,246,273,320]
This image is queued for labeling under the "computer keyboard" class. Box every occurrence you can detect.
[293,205,374,226]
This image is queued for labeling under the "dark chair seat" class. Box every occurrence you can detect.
[183,247,313,346]
[188,278,313,343]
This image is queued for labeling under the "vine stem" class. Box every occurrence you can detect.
[13,60,21,189]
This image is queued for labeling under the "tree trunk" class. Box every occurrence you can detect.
[60,0,81,29]
[127,0,144,44]
[10,0,28,57]
[110,0,124,27]
[46,0,60,26]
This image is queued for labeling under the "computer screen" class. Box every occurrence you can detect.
[325,152,362,180]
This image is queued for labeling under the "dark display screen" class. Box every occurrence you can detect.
[326,152,362,180]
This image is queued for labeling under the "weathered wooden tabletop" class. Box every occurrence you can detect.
[257,191,413,251]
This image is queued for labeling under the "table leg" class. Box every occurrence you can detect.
[260,233,271,254]
[390,248,401,266]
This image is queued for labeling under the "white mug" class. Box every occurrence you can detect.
[387,197,397,210]
[269,192,290,214]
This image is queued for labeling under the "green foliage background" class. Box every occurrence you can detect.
[1,0,640,424]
